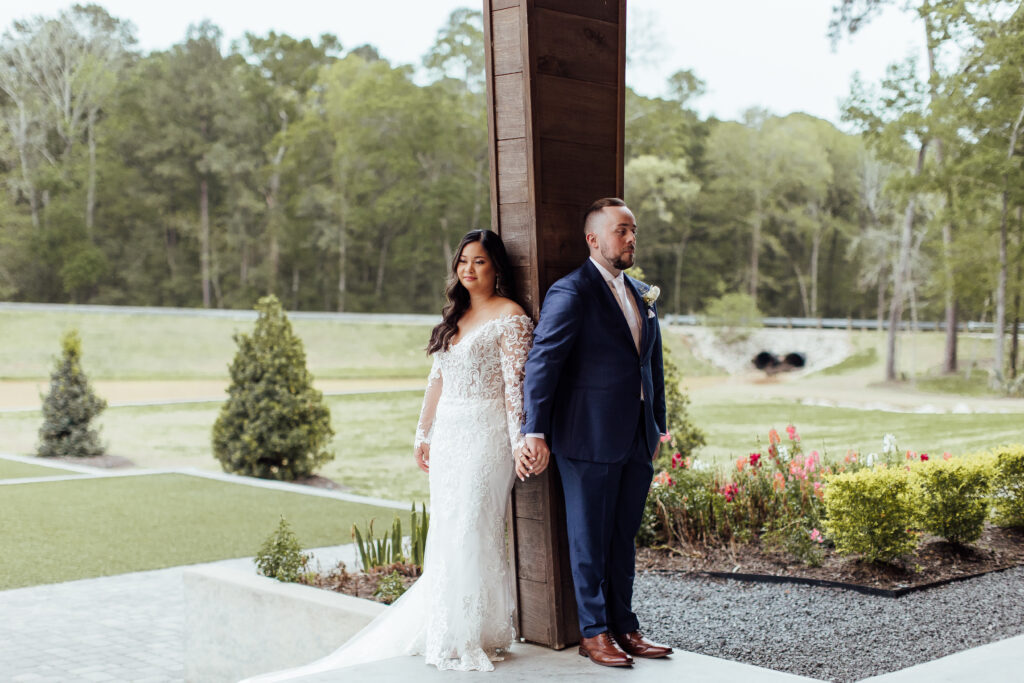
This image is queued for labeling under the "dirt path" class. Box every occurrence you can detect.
[0,378,425,412]
[686,371,1024,414]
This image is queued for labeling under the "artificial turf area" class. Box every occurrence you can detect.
[0,473,407,590]
[0,457,77,480]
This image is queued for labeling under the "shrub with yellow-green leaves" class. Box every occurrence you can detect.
[823,467,918,563]
[910,458,991,545]
[988,445,1024,528]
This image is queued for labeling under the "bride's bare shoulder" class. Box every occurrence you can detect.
[495,298,528,319]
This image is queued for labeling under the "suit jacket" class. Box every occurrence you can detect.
[522,259,666,463]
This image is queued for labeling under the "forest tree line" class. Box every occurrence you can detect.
[1,3,1023,382]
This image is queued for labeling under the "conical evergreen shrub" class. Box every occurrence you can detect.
[213,295,334,480]
[38,330,107,458]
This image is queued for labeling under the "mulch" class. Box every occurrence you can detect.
[305,561,420,603]
[49,454,136,469]
[636,524,1024,596]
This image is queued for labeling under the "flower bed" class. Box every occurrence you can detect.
[642,428,1024,581]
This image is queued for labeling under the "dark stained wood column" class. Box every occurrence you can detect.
[483,0,626,649]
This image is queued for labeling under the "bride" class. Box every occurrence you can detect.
[244,230,536,680]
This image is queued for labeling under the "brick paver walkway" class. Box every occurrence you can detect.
[0,568,185,682]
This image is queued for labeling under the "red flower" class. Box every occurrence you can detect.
[749,452,762,467]
[920,453,929,461]
[671,452,684,469]
[720,483,739,502]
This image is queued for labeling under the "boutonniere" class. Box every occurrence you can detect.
[642,285,661,307]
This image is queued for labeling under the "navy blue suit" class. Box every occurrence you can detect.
[522,259,666,638]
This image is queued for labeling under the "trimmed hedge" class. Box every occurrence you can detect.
[989,445,1024,528]
[823,467,918,563]
[911,458,991,544]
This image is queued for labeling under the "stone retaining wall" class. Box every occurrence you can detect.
[183,565,384,682]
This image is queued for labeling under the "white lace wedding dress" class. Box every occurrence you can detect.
[244,313,534,680]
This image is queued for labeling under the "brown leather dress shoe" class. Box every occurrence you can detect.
[578,632,633,667]
[614,631,674,658]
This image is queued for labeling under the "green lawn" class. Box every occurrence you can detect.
[4,391,1020,502]
[0,391,431,503]
[0,457,76,480]
[0,309,435,380]
[689,401,1024,463]
[0,473,408,590]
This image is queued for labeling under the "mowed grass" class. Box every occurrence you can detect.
[0,473,406,590]
[0,391,430,503]
[3,391,1020,503]
[689,401,1024,463]
[0,309,435,380]
[0,457,75,479]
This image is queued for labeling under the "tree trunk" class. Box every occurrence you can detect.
[995,98,1024,385]
[810,226,822,317]
[375,235,392,299]
[793,262,810,319]
[337,217,347,313]
[291,266,300,311]
[200,177,211,308]
[995,188,1008,384]
[673,237,689,315]
[86,107,97,238]
[885,143,927,381]
[749,189,762,302]
[14,103,40,229]
[265,112,288,296]
[877,270,886,333]
[440,216,453,266]
[941,202,957,373]
[1012,206,1023,379]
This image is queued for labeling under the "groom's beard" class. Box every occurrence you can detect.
[611,250,635,270]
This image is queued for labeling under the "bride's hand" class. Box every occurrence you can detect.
[514,446,532,481]
[414,443,430,473]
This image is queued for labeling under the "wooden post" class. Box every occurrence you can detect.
[482,0,626,649]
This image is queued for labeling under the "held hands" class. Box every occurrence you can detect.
[515,436,551,481]
[414,443,430,473]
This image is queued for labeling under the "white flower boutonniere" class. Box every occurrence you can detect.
[642,285,661,307]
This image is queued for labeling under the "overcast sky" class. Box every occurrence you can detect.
[1,1,927,128]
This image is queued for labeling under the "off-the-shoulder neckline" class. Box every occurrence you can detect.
[449,312,532,349]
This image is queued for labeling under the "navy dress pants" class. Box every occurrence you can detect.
[556,410,655,638]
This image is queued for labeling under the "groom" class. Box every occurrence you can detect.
[521,197,672,667]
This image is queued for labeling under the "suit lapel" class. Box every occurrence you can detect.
[583,260,639,354]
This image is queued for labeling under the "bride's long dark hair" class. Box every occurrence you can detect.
[426,229,518,354]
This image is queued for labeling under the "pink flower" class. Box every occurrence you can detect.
[943,452,953,461]
[653,471,674,487]
[786,424,799,441]
[906,450,915,460]
[769,429,781,446]
[806,451,819,472]
[736,456,747,472]
[773,472,786,491]
[810,528,823,543]
[660,433,672,443]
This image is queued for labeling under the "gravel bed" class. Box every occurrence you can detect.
[633,566,1024,682]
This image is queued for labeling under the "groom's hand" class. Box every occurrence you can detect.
[525,436,550,476]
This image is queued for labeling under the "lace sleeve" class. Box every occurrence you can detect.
[414,354,443,448]
[498,314,534,455]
